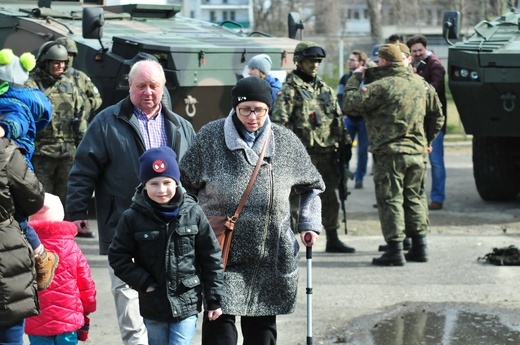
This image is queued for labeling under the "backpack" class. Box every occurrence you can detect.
[478,245,520,266]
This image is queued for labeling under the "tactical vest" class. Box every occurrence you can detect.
[285,74,343,149]
[39,78,77,142]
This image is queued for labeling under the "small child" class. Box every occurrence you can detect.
[0,48,57,290]
[108,146,224,345]
[26,193,97,344]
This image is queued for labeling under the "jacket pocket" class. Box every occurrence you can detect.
[174,225,199,257]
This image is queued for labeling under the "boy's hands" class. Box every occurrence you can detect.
[207,308,222,321]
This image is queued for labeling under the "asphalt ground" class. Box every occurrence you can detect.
[26,138,520,344]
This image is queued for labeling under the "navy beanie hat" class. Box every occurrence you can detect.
[139,146,180,184]
[232,76,273,109]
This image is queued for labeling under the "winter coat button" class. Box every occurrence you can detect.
[187,228,191,233]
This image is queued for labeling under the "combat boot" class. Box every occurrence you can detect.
[405,235,429,262]
[372,241,405,266]
[325,228,356,253]
[35,248,59,290]
[378,237,411,251]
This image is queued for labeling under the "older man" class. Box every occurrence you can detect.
[66,59,195,345]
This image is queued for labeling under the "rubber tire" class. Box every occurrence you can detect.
[472,136,520,201]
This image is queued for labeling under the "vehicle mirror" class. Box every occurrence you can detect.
[288,12,304,39]
[443,11,460,41]
[83,7,104,40]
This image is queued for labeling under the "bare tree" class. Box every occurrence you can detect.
[366,0,383,42]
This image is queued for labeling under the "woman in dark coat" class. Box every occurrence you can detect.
[180,77,325,345]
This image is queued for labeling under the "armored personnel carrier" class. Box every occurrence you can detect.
[0,0,302,130]
[443,10,520,201]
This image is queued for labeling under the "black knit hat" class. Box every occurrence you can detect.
[231,77,273,109]
[139,146,180,184]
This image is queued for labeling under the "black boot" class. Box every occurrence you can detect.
[372,241,405,266]
[378,237,411,252]
[325,229,355,253]
[405,236,429,262]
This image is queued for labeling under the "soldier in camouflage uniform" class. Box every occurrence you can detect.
[55,37,103,123]
[272,41,356,253]
[343,44,444,266]
[26,41,86,209]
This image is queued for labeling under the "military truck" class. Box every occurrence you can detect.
[443,10,520,201]
[0,0,303,130]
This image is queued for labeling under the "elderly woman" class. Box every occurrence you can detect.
[180,76,325,344]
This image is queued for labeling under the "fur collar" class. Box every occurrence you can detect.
[29,220,78,238]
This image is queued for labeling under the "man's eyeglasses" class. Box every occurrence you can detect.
[238,108,268,117]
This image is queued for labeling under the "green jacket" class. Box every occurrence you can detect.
[271,71,351,148]
[344,64,444,155]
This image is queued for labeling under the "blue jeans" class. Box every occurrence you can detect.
[0,320,24,345]
[429,131,446,203]
[144,315,197,345]
[345,117,369,182]
[28,332,78,345]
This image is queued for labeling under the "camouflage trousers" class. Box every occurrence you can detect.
[310,151,340,231]
[32,155,75,209]
[373,153,429,242]
[290,150,340,232]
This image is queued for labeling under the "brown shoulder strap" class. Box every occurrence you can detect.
[228,128,271,227]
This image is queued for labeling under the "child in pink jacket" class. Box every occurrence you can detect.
[26,193,96,344]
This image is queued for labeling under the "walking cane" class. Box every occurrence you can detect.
[304,233,313,345]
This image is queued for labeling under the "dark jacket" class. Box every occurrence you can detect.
[417,53,447,132]
[0,138,45,326]
[108,186,223,322]
[66,96,196,255]
[180,115,324,316]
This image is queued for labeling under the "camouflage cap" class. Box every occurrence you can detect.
[397,42,410,56]
[294,41,326,62]
[377,44,402,63]
[55,37,78,55]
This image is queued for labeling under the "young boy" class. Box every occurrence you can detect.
[108,146,224,345]
[26,193,97,344]
[0,48,58,291]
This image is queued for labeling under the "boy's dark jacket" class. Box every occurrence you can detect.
[108,185,224,322]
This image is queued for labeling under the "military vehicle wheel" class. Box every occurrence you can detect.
[472,136,520,201]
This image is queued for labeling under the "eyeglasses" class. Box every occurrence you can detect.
[237,107,268,117]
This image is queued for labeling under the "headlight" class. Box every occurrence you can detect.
[451,66,480,82]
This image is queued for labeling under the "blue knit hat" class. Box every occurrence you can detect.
[139,146,180,184]
[247,54,272,75]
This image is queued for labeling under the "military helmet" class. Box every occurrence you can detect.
[54,37,78,56]
[36,42,68,62]
[293,41,326,63]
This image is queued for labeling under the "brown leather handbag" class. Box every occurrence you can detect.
[207,128,271,269]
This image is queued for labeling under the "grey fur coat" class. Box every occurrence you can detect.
[180,114,324,316]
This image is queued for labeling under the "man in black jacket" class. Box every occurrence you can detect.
[66,59,195,345]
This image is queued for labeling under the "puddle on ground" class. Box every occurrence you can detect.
[338,306,520,344]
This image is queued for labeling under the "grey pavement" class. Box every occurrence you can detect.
[27,140,520,344]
